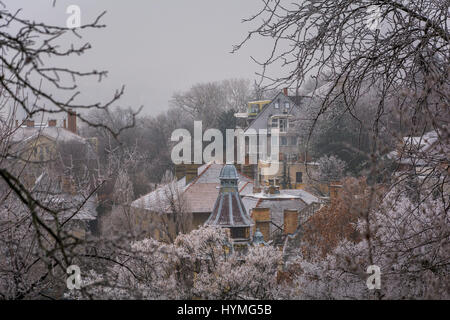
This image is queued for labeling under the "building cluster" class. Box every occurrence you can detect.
[132,88,331,249]
[4,110,99,238]
[6,87,444,252]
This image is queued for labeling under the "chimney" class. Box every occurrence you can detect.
[283,88,288,96]
[283,209,298,235]
[67,109,77,134]
[174,164,186,181]
[251,207,271,242]
[185,163,201,184]
[26,119,35,128]
[48,119,57,127]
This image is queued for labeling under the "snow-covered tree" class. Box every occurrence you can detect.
[315,155,347,183]
[292,187,449,300]
[67,226,284,300]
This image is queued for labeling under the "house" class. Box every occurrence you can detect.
[243,89,304,160]
[234,100,272,127]
[6,110,98,189]
[131,162,323,244]
[386,130,449,196]
[32,170,98,239]
[241,184,323,245]
[8,111,97,163]
[387,130,448,174]
[0,169,98,242]
[236,89,322,191]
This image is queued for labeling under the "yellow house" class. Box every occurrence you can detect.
[258,159,324,190]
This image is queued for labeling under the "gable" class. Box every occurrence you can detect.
[244,92,305,134]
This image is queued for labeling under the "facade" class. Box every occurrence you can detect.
[243,91,303,160]
[8,111,97,169]
[236,89,321,191]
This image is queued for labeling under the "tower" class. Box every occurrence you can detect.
[205,164,254,246]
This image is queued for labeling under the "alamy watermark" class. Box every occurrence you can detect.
[66,5,81,29]
[171,121,280,175]
[366,265,381,290]
[66,265,82,290]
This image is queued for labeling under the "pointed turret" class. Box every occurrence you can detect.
[205,164,254,244]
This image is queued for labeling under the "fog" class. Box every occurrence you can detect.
[4,0,271,116]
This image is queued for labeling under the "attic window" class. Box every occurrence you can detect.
[284,102,290,109]
[274,101,279,109]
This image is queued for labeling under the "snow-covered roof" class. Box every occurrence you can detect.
[302,81,337,99]
[130,163,254,213]
[204,165,254,229]
[243,189,321,205]
[9,126,86,144]
[387,130,447,167]
[241,188,322,235]
[32,171,97,221]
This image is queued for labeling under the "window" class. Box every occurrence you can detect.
[281,137,288,146]
[296,172,303,183]
[231,227,248,239]
[279,118,288,132]
[274,101,279,108]
[290,136,297,146]
[271,118,278,128]
[284,102,290,110]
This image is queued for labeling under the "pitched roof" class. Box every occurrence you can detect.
[33,171,97,221]
[301,81,337,99]
[9,126,86,144]
[205,192,254,228]
[241,188,322,235]
[184,183,219,213]
[244,92,305,134]
[131,163,254,213]
[387,130,448,166]
[204,164,254,228]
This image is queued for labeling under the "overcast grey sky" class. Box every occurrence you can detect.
[5,0,273,116]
